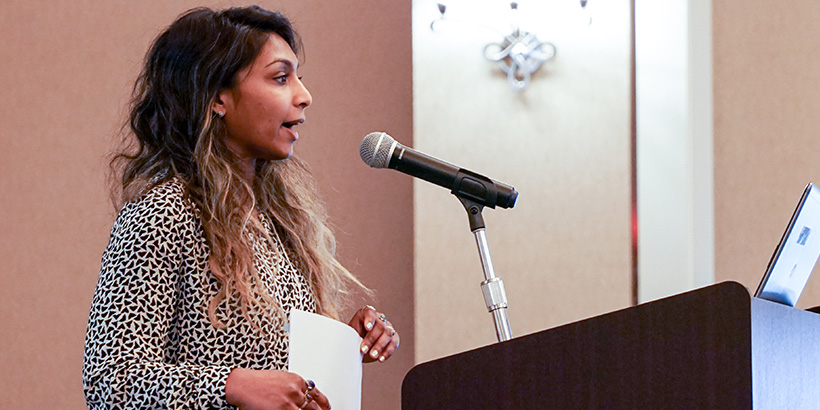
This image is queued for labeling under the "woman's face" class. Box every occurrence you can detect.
[216,34,312,163]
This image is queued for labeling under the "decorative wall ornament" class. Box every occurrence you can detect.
[483,29,556,91]
[432,1,589,91]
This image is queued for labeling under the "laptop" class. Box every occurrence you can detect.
[755,182,820,307]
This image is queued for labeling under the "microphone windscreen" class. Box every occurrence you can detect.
[359,132,397,168]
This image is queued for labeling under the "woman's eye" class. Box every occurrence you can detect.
[274,75,287,84]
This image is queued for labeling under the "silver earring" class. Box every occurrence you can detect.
[214,111,225,118]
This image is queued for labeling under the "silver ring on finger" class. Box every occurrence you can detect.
[300,396,310,409]
[378,313,387,322]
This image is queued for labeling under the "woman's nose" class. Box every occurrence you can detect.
[295,78,312,108]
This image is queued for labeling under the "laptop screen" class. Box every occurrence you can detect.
[755,182,820,306]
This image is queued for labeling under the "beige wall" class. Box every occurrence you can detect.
[0,1,412,409]
[713,1,820,308]
[412,0,634,362]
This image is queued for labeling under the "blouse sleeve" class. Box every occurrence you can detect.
[82,189,234,410]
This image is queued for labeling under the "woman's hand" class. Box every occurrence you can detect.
[225,368,330,410]
[348,305,400,363]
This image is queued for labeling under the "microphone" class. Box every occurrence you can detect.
[359,132,518,209]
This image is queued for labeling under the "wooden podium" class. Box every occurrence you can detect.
[401,282,820,409]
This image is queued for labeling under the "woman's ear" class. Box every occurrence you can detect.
[212,89,232,118]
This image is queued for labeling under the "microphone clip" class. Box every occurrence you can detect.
[457,196,486,232]
[452,169,500,211]
[451,168,518,209]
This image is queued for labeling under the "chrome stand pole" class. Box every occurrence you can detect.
[473,227,512,342]
[459,197,512,342]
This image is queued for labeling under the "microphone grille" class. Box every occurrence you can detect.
[359,132,397,168]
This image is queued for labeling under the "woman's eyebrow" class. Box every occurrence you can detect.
[265,58,296,69]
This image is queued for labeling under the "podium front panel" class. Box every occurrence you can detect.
[402,282,753,410]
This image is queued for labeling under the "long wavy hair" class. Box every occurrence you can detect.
[111,6,366,327]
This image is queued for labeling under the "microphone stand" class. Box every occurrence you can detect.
[458,197,513,342]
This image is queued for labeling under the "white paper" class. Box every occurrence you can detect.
[288,309,363,410]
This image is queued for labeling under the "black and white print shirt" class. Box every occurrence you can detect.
[83,179,317,409]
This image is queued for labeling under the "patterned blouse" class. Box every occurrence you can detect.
[83,179,317,409]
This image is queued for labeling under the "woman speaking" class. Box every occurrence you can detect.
[82,6,399,409]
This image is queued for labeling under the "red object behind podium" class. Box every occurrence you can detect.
[402,281,820,409]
